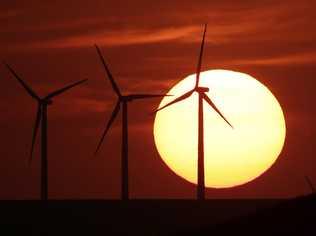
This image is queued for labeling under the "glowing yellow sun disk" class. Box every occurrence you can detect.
[154,70,286,188]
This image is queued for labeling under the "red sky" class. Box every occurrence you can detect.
[0,0,315,199]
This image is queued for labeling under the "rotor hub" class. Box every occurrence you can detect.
[195,87,209,93]
[123,95,133,102]
[42,99,53,105]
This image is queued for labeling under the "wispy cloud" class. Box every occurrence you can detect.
[71,98,111,113]
[22,26,200,49]
[6,2,315,52]
[224,52,316,66]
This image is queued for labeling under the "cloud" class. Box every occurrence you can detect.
[4,1,315,53]
[150,49,316,68]
[224,52,316,66]
[19,26,199,49]
[71,98,111,113]
[10,10,282,50]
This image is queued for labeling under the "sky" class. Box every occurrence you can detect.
[0,0,315,199]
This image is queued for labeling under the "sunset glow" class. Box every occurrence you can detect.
[154,70,286,188]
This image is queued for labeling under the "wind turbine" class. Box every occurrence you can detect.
[305,176,315,194]
[155,24,234,200]
[4,62,87,200]
[94,44,167,200]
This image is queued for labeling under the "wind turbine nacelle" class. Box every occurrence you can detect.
[45,100,53,105]
[124,96,134,102]
[196,87,209,93]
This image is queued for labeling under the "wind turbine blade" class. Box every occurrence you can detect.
[95,44,121,97]
[128,94,170,100]
[4,62,40,101]
[154,90,194,113]
[305,176,315,192]
[202,93,233,128]
[94,101,121,155]
[45,79,87,99]
[29,103,42,164]
[195,24,207,88]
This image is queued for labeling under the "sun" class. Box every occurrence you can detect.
[154,69,286,188]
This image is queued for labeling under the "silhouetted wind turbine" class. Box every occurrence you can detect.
[4,62,87,200]
[94,44,167,200]
[305,176,315,193]
[155,24,234,200]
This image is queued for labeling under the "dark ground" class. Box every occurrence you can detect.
[0,198,281,235]
[199,193,316,236]
[0,196,313,235]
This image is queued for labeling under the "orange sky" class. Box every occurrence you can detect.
[0,0,315,199]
